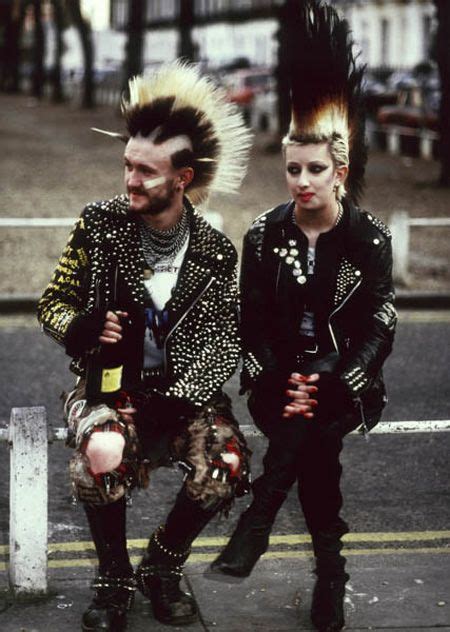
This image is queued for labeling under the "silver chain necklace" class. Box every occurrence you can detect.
[139,209,189,269]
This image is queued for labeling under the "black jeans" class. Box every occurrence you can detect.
[248,391,348,536]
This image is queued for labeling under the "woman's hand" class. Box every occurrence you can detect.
[99,310,128,344]
[283,372,320,419]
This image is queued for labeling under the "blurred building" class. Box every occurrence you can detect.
[339,0,435,70]
[108,0,282,68]
[59,1,436,74]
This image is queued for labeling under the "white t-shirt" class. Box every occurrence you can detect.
[143,237,189,368]
[299,246,316,338]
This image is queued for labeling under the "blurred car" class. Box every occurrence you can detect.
[222,67,274,106]
[221,67,275,125]
[377,86,439,130]
[362,75,397,115]
[387,70,419,91]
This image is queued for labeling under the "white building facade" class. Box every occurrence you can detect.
[75,0,436,72]
[341,0,436,70]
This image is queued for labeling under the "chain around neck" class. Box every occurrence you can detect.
[139,207,189,269]
[292,200,344,230]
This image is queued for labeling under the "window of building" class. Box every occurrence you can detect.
[381,17,390,67]
[422,14,433,59]
[111,0,128,29]
[147,0,176,21]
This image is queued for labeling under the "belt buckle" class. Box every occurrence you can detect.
[304,343,318,355]
[141,367,162,381]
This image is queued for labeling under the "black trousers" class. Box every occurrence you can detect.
[248,391,348,536]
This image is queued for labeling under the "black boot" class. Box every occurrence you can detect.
[310,523,349,632]
[82,499,135,632]
[310,575,348,632]
[82,569,136,632]
[136,526,198,626]
[209,511,271,578]
[210,485,287,577]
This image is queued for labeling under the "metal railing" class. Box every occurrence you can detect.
[390,212,450,285]
[0,211,223,231]
[1,211,447,290]
[1,406,450,597]
[366,121,438,161]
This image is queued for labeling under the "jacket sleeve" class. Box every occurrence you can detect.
[165,253,241,407]
[339,236,397,398]
[239,227,278,392]
[37,214,90,349]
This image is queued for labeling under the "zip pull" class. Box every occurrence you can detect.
[355,397,370,442]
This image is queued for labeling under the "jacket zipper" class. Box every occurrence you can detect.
[327,278,370,434]
[327,278,362,352]
[354,396,369,439]
[162,276,215,376]
[275,227,285,296]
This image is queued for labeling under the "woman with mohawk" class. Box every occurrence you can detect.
[38,61,252,631]
[211,2,396,631]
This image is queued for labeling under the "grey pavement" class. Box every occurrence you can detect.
[0,554,449,630]
[0,311,449,629]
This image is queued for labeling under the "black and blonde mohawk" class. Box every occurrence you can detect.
[283,0,367,202]
[120,60,252,205]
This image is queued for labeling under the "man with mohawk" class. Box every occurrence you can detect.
[38,61,252,631]
[212,2,396,631]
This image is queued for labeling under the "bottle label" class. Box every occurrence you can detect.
[100,366,123,393]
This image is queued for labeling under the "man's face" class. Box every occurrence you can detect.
[124,135,180,216]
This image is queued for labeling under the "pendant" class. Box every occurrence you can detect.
[143,268,154,280]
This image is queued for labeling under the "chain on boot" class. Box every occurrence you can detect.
[310,573,349,632]
[136,526,198,626]
[81,571,136,632]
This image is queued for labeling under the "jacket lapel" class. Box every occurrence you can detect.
[103,199,216,330]
[333,257,362,308]
[165,209,215,331]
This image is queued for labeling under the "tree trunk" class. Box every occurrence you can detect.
[434,1,450,186]
[122,0,145,95]
[50,0,65,102]
[178,0,196,62]
[67,0,95,108]
[31,0,45,98]
[1,0,27,93]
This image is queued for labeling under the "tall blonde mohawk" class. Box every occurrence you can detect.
[121,60,252,205]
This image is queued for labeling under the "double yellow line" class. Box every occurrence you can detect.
[1,531,449,571]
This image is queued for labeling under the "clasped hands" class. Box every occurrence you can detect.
[283,372,320,419]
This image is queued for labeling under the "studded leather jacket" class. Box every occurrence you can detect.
[37,195,240,408]
[240,199,397,431]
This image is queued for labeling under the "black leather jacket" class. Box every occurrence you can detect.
[37,196,240,408]
[240,199,397,431]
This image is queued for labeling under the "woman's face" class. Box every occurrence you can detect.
[285,142,347,212]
